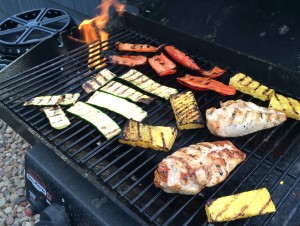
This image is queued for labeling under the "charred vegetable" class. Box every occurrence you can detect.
[177,74,236,96]
[100,81,154,104]
[205,188,276,222]
[67,101,121,139]
[119,69,178,100]
[108,55,147,67]
[43,106,71,130]
[269,93,300,120]
[164,45,225,78]
[87,91,147,122]
[115,42,164,52]
[148,53,177,76]
[23,93,80,106]
[82,68,116,94]
[119,119,177,152]
[229,73,274,101]
[170,91,204,130]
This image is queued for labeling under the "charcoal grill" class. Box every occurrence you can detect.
[0,10,300,226]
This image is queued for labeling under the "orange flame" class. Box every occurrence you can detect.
[78,0,125,68]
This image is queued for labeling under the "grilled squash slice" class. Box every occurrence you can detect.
[67,101,121,139]
[205,188,276,222]
[229,73,274,101]
[119,69,178,100]
[170,91,204,130]
[87,91,147,122]
[119,119,177,152]
[82,68,116,94]
[43,106,71,129]
[269,93,300,120]
[24,93,80,106]
[100,81,154,104]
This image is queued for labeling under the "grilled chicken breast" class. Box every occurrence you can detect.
[206,100,287,137]
[154,141,246,195]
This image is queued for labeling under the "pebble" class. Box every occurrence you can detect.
[21,143,30,149]
[15,197,26,205]
[0,197,6,207]
[0,120,37,224]
[5,206,13,214]
[6,215,14,225]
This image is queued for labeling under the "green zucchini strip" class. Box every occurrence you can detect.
[23,93,80,106]
[67,101,121,140]
[100,81,154,104]
[87,91,148,122]
[43,106,71,130]
[119,69,178,100]
[82,68,116,94]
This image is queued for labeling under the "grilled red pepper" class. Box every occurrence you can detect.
[116,42,164,53]
[177,74,236,96]
[164,45,226,78]
[201,67,226,78]
[109,55,147,67]
[148,53,177,76]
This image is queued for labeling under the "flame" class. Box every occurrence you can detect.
[78,0,125,68]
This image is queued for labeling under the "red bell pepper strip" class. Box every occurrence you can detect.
[115,42,164,53]
[164,45,226,78]
[201,66,226,78]
[177,74,236,96]
[109,55,147,67]
[148,53,177,76]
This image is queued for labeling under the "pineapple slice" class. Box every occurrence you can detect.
[269,93,300,120]
[229,73,274,101]
[119,119,177,152]
[170,91,204,130]
[205,188,276,222]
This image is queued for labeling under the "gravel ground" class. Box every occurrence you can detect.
[0,119,39,226]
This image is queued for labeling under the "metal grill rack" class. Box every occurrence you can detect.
[0,24,300,226]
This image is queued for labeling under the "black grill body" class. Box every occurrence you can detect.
[1,11,300,226]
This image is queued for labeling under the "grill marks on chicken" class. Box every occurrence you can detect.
[206,100,287,137]
[154,141,246,195]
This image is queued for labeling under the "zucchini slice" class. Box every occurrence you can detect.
[67,101,121,139]
[100,81,154,104]
[23,93,80,106]
[87,91,147,122]
[43,106,71,129]
[82,68,116,94]
[119,69,178,100]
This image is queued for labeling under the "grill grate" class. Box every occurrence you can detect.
[1,27,300,226]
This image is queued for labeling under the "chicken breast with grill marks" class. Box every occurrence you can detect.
[154,141,246,195]
[206,100,287,137]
